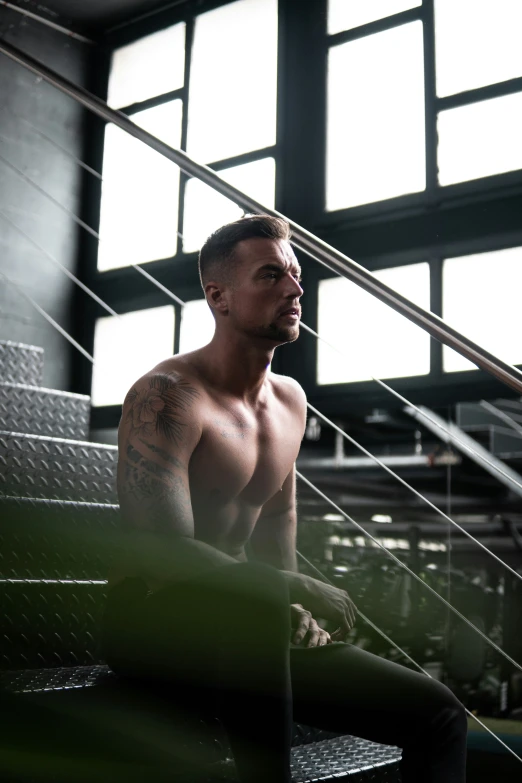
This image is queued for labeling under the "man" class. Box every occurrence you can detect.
[102,215,467,783]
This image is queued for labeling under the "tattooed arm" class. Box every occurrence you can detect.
[116,370,243,583]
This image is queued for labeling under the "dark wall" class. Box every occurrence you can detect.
[0,7,90,391]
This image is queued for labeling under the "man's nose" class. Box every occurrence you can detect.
[285,274,303,297]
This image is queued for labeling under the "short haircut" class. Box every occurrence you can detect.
[198,214,292,289]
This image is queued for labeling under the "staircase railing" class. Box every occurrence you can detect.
[1,37,522,397]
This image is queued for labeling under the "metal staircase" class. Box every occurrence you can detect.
[0,338,402,782]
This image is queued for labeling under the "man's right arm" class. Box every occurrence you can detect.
[117,369,243,583]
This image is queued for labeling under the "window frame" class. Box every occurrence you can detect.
[73,0,522,431]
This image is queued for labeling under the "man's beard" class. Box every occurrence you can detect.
[248,320,299,343]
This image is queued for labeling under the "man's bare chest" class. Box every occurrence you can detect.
[189,398,302,510]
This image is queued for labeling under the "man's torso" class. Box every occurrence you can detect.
[108,354,305,593]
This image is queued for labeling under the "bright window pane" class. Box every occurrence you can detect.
[182,157,276,253]
[98,100,183,272]
[107,24,185,109]
[328,0,420,35]
[327,22,425,210]
[438,93,522,186]
[180,299,216,354]
[443,247,522,373]
[187,0,277,162]
[317,263,430,384]
[435,0,522,97]
[92,306,175,406]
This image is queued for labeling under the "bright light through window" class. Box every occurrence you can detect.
[327,22,425,210]
[187,0,278,163]
[328,0,421,35]
[180,299,215,354]
[108,23,186,109]
[443,247,522,373]
[434,0,522,97]
[92,306,175,407]
[182,157,276,253]
[317,263,430,384]
[98,100,183,272]
[438,93,522,186]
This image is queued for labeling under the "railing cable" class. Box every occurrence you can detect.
[2,140,521,576]
[297,551,522,762]
[296,470,522,673]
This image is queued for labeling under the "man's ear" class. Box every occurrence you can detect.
[205,281,229,315]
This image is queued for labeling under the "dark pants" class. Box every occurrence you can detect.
[101,561,467,783]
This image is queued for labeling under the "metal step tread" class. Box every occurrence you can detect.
[0,665,401,781]
[0,430,117,504]
[0,339,44,386]
[0,382,91,440]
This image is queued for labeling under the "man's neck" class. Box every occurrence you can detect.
[198,334,276,405]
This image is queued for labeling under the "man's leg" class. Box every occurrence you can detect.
[102,562,294,783]
[289,641,467,783]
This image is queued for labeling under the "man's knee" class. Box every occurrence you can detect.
[228,561,290,605]
[425,678,467,725]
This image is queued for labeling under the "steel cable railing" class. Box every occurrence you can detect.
[1,190,521,583]
[2,120,522,536]
[6,260,521,673]
[3,266,521,762]
[1,39,522,761]
[4,187,522,626]
[1,38,521,395]
[1,144,521,496]
[0,45,521,657]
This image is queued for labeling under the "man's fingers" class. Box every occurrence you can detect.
[292,613,311,644]
[305,619,321,647]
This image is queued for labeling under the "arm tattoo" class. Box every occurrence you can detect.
[138,438,185,470]
[123,445,192,533]
[124,371,200,446]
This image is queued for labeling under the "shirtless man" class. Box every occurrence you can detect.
[102,215,467,783]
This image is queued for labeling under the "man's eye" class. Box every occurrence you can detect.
[264,273,278,279]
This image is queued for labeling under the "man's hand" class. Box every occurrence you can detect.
[290,603,332,647]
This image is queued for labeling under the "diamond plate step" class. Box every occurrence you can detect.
[0,339,44,385]
[0,431,118,504]
[0,495,121,581]
[0,579,107,669]
[0,382,90,440]
[0,665,402,781]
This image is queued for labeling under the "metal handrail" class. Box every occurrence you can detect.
[1,38,522,396]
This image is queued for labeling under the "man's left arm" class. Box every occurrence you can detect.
[248,464,332,646]
[248,464,299,574]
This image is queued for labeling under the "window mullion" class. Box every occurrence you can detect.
[422,0,438,194]
[176,16,195,258]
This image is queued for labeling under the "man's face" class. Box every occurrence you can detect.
[227,237,303,345]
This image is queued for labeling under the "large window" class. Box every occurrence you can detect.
[98,101,183,272]
[327,21,425,210]
[317,263,431,385]
[434,0,522,97]
[86,0,522,424]
[328,0,421,35]
[325,0,522,212]
[107,24,186,108]
[179,299,215,353]
[438,92,522,187]
[442,246,522,373]
[186,0,278,163]
[183,157,276,252]
[98,0,278,273]
[91,306,175,406]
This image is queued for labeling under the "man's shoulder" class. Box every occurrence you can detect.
[270,373,307,408]
[121,355,206,418]
[133,354,204,392]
